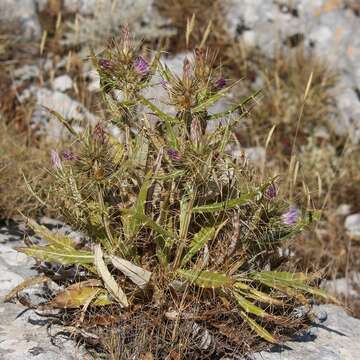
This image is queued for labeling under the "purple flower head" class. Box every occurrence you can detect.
[99,59,113,71]
[51,149,62,170]
[215,77,226,89]
[61,149,78,161]
[134,56,150,77]
[167,148,181,161]
[265,183,277,200]
[282,207,299,225]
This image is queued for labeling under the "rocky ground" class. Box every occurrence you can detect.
[1,0,360,359]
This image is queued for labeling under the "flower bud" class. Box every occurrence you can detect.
[167,148,181,161]
[51,149,62,170]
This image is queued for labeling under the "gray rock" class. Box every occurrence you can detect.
[322,272,360,298]
[245,304,360,360]
[52,75,73,92]
[63,0,98,15]
[0,0,41,40]
[19,86,97,139]
[224,0,360,142]
[345,213,360,240]
[0,223,89,359]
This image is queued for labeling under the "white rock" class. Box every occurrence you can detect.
[336,204,352,216]
[63,0,98,15]
[247,304,360,360]
[24,87,97,139]
[0,0,41,40]
[322,272,360,298]
[224,0,360,143]
[345,213,360,240]
[0,264,24,297]
[244,146,266,164]
[51,75,73,92]
[0,244,35,268]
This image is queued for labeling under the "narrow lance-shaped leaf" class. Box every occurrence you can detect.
[94,245,129,307]
[192,191,257,213]
[16,245,94,265]
[232,291,275,319]
[239,311,278,344]
[181,226,215,267]
[26,218,75,250]
[110,255,151,289]
[177,269,233,288]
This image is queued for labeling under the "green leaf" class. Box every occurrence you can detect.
[234,282,284,306]
[233,291,273,318]
[26,218,76,250]
[192,192,256,213]
[16,246,94,265]
[177,269,233,288]
[121,173,152,239]
[251,271,335,302]
[239,311,278,344]
[181,226,215,267]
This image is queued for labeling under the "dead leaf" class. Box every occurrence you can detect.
[110,254,151,289]
[94,245,129,307]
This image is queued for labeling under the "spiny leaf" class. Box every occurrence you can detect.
[233,291,274,319]
[94,245,129,307]
[239,311,278,344]
[110,255,151,289]
[234,282,284,306]
[177,269,233,288]
[26,218,75,250]
[192,192,256,213]
[181,226,215,267]
[121,173,152,240]
[16,246,94,265]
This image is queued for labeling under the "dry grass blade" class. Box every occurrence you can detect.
[94,245,129,307]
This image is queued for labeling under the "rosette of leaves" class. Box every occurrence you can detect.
[7,36,333,355]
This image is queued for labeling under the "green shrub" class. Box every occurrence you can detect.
[8,30,333,358]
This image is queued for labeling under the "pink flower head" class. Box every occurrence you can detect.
[51,149,62,170]
[167,148,181,161]
[61,149,78,161]
[134,56,149,77]
[282,207,299,225]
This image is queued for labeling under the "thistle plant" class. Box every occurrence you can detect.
[7,31,333,358]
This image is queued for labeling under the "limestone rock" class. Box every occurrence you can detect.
[345,213,360,240]
[0,0,41,40]
[245,304,360,360]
